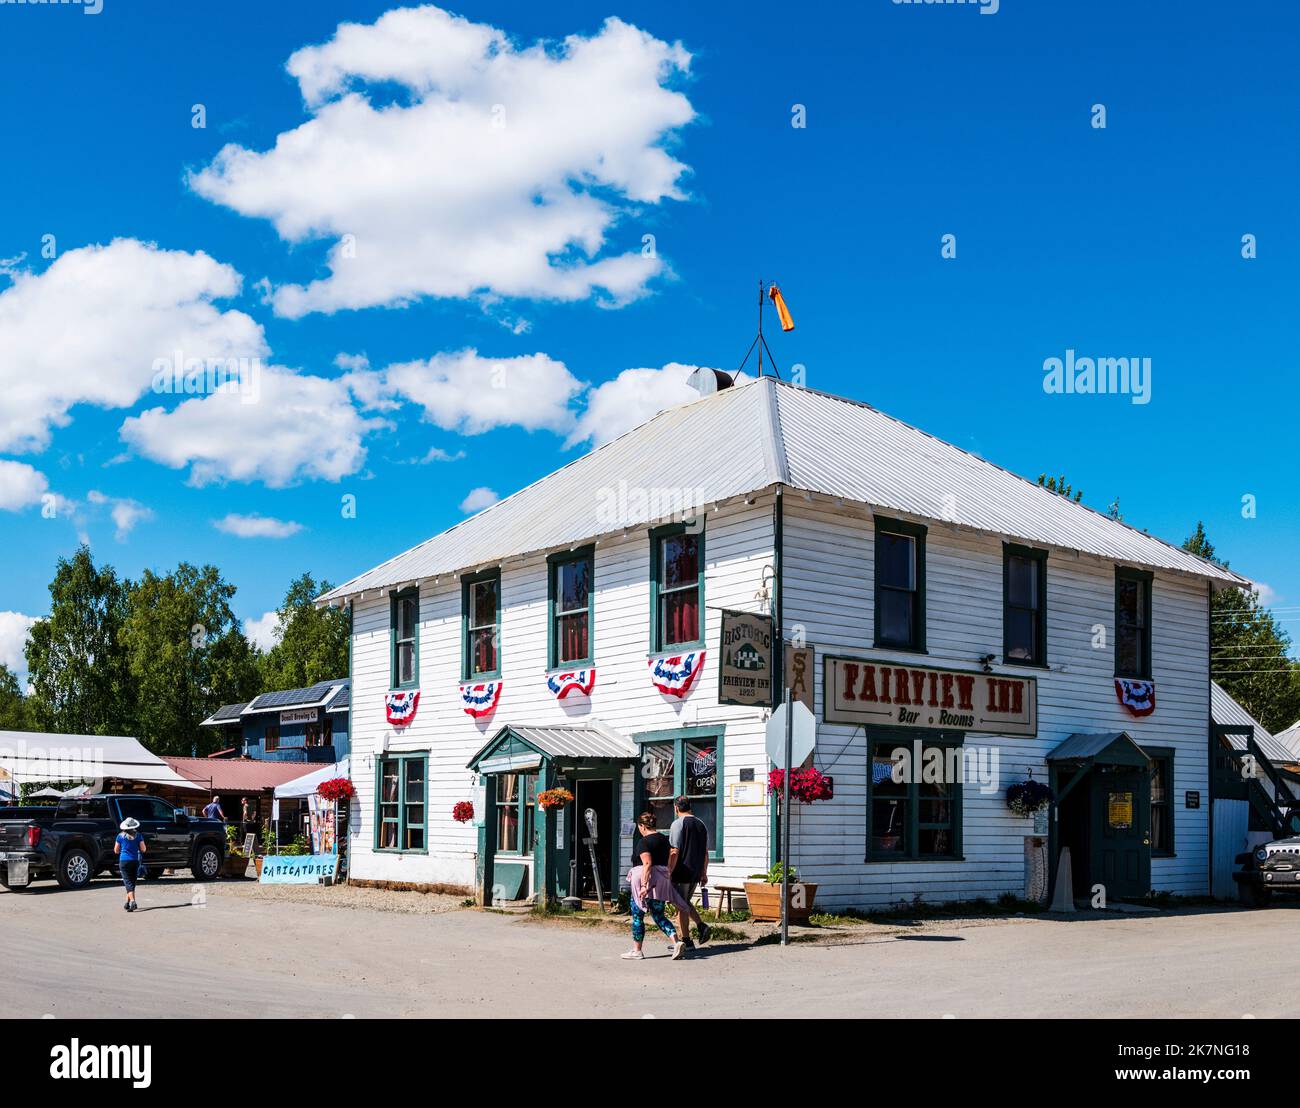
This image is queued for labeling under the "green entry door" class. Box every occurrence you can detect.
[1091,764,1151,900]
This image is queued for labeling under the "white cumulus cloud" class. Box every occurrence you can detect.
[188,5,695,317]
[459,486,500,513]
[244,610,281,653]
[568,362,716,448]
[120,366,389,487]
[85,489,154,541]
[0,611,38,676]
[0,459,49,511]
[0,239,267,453]
[368,349,583,436]
[215,513,304,539]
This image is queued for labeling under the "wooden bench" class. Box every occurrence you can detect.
[707,880,746,916]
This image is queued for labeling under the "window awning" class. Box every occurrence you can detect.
[1046,731,1151,769]
[468,721,639,773]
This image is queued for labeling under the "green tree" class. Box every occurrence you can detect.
[1184,522,1300,732]
[0,664,31,731]
[1037,473,1083,503]
[121,563,261,756]
[258,574,350,691]
[25,546,133,736]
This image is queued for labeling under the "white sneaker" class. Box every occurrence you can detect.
[621,949,644,960]
[671,941,687,960]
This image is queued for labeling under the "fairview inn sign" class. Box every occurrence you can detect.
[824,656,1038,736]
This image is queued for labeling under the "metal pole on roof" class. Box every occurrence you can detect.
[757,279,764,378]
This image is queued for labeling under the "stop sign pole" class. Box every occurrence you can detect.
[781,687,792,947]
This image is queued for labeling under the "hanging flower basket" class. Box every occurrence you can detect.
[1006,779,1053,817]
[452,800,475,824]
[317,777,356,803]
[767,767,833,804]
[536,787,574,812]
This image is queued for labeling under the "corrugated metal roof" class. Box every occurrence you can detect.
[162,756,317,792]
[318,378,1249,604]
[1211,682,1296,766]
[1046,731,1145,763]
[1276,721,1300,761]
[468,721,639,770]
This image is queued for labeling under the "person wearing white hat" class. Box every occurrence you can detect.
[114,817,148,912]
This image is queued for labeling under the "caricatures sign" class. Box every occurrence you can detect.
[824,656,1037,736]
[259,853,339,885]
[718,610,774,706]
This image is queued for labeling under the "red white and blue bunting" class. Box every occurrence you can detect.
[460,680,503,719]
[648,651,706,699]
[547,669,596,700]
[1114,678,1156,718]
[385,689,420,727]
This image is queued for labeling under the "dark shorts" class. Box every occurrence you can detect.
[120,860,140,892]
[673,880,698,907]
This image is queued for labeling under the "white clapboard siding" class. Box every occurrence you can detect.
[347,498,777,890]
[782,497,1211,909]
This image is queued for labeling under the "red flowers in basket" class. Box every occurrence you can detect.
[316,777,356,802]
[536,787,574,811]
[768,767,833,803]
[452,801,475,823]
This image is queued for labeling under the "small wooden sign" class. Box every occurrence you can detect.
[1185,790,1201,810]
[784,643,815,712]
[718,610,774,707]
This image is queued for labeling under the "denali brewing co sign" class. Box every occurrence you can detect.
[824,656,1037,736]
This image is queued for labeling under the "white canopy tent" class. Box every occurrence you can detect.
[273,757,350,800]
[0,730,205,791]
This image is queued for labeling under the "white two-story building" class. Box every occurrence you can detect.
[318,375,1249,910]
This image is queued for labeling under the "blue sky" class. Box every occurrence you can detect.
[1,0,1296,674]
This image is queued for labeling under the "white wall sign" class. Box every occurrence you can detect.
[280,708,319,725]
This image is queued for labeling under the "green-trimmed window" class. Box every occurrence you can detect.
[1003,543,1047,666]
[634,728,723,859]
[390,588,419,689]
[866,735,962,860]
[1149,748,1175,856]
[650,524,705,652]
[874,516,926,652]
[462,568,501,680]
[1115,567,1153,679]
[548,547,593,668]
[377,753,426,852]
[494,772,537,854]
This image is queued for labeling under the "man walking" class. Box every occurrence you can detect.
[203,796,225,822]
[667,795,712,954]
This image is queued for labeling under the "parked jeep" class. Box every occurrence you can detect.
[1234,820,1300,907]
[0,794,225,890]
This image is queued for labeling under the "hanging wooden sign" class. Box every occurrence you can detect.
[718,610,774,706]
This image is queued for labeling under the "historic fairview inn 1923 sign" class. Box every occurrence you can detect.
[719,609,774,706]
[824,656,1038,736]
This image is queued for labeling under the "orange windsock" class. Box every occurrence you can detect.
[768,284,795,332]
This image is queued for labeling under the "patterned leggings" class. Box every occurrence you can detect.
[630,898,677,943]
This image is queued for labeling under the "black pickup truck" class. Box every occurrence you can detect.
[0,794,226,890]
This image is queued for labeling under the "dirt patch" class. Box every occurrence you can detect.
[207,878,468,915]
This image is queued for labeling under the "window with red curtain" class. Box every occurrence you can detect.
[658,531,701,649]
[552,553,591,664]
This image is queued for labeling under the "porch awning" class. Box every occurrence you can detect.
[1046,731,1151,768]
[468,721,639,773]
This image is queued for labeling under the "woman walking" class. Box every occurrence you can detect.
[622,811,689,961]
[115,817,147,912]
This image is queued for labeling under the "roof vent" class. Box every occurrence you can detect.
[687,368,735,397]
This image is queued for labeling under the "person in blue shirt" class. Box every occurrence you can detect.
[114,818,148,912]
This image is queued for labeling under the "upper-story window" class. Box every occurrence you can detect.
[391,588,419,689]
[1115,567,1153,679]
[463,568,501,679]
[1003,543,1048,666]
[650,524,704,652]
[874,516,926,652]
[549,547,593,667]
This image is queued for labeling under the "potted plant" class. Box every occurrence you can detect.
[317,777,356,803]
[1006,778,1053,818]
[743,862,819,923]
[536,787,574,812]
[452,800,475,823]
[222,826,250,878]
